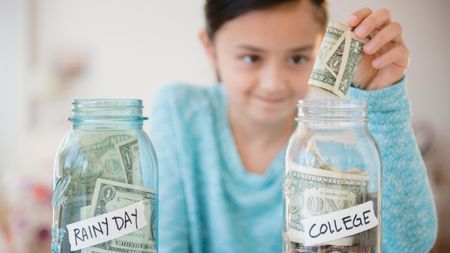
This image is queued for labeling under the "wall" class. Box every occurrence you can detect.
[0,0,27,172]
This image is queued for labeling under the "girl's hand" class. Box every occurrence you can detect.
[348,8,409,90]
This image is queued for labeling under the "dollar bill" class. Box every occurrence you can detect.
[284,161,369,246]
[309,21,366,98]
[77,133,138,184]
[119,139,143,185]
[87,178,157,253]
[59,133,140,206]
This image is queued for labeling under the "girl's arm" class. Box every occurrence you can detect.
[349,80,438,252]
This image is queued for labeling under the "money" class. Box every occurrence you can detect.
[55,133,144,253]
[119,139,143,185]
[284,161,369,247]
[285,241,374,253]
[85,178,156,253]
[60,133,141,206]
[304,140,341,172]
[309,21,366,98]
[77,133,138,184]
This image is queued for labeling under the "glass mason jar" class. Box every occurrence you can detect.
[283,99,381,253]
[51,99,158,253]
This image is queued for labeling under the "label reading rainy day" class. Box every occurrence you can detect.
[66,201,147,251]
[301,201,378,246]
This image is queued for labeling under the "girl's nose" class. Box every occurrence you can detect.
[259,62,287,93]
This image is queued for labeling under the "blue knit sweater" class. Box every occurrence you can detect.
[149,80,437,253]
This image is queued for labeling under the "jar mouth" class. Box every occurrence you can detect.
[69,99,148,121]
[296,99,367,122]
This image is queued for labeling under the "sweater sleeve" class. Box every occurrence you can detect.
[149,85,190,253]
[348,79,438,252]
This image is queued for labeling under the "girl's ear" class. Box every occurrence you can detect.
[199,28,218,70]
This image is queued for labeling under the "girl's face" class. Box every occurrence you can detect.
[202,1,323,125]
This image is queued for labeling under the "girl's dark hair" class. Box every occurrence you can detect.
[205,0,328,39]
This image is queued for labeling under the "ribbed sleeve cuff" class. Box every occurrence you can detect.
[348,77,411,120]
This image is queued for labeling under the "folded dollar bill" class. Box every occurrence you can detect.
[309,21,366,98]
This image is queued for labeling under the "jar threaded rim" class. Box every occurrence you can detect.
[69,99,148,122]
[297,99,367,122]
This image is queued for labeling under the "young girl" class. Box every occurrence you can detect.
[150,0,437,252]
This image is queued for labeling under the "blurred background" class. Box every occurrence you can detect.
[0,0,449,252]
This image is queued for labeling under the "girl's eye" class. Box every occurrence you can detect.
[241,55,261,64]
[289,55,309,65]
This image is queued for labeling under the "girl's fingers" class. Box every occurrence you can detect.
[347,8,373,27]
[372,44,409,69]
[363,22,403,54]
[354,8,392,39]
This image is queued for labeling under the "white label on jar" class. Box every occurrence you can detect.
[66,201,147,251]
[301,201,378,246]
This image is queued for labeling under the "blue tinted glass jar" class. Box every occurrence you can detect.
[283,99,381,253]
[51,99,158,253]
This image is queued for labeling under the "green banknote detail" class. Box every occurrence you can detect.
[119,139,143,185]
[60,133,138,206]
[338,39,365,94]
[88,179,157,253]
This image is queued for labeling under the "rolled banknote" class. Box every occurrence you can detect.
[308,21,366,98]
